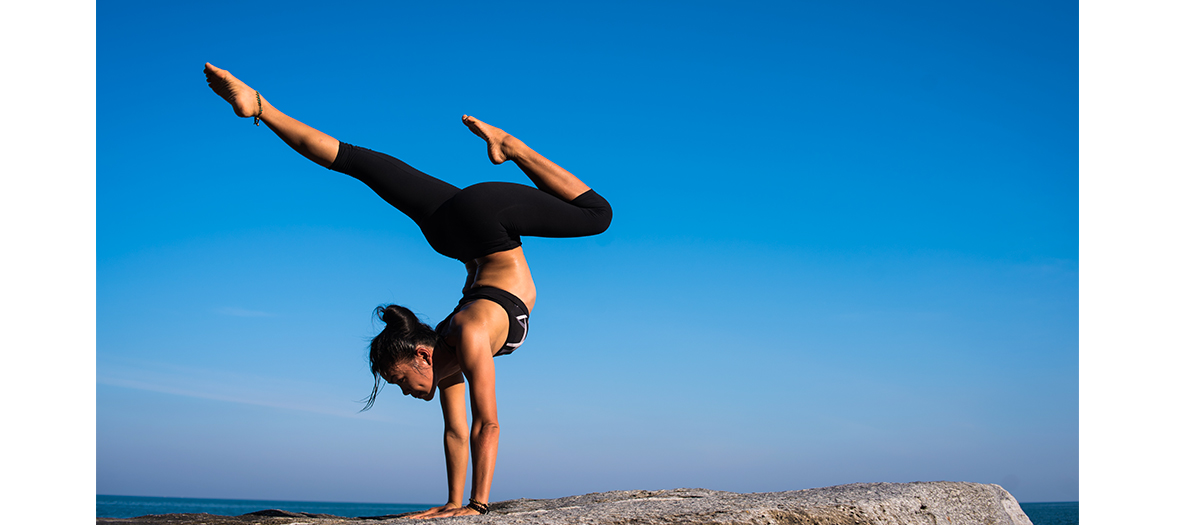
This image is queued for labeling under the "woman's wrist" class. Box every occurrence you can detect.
[466,498,490,515]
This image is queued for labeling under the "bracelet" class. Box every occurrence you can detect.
[466,499,489,515]
[254,91,262,126]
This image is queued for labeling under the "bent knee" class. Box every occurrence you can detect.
[574,190,612,235]
[588,205,612,235]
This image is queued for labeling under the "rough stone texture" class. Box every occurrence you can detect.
[96,481,1033,525]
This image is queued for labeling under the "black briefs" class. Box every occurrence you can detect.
[328,142,612,262]
[436,286,530,356]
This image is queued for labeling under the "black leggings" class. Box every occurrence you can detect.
[328,142,612,262]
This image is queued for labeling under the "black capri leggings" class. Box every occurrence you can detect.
[328,142,612,262]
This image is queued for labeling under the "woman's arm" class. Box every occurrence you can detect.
[459,328,500,506]
[405,373,468,520]
[439,374,469,507]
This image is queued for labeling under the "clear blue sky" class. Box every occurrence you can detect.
[93,0,1077,505]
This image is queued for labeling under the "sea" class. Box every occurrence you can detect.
[96,495,434,519]
[1020,502,1080,525]
[97,495,1078,524]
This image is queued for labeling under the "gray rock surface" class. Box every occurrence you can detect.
[96,481,1033,525]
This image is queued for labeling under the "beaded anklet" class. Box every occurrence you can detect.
[254,91,262,126]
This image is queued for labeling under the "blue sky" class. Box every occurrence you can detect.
[79,0,1086,508]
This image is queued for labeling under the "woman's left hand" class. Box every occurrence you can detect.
[407,506,482,519]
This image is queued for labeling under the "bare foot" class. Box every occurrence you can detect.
[204,62,263,119]
[462,115,521,165]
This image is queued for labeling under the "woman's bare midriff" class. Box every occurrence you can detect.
[465,247,537,312]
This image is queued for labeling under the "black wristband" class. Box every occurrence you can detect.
[467,499,489,514]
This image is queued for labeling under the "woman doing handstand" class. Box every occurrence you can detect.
[204,63,612,519]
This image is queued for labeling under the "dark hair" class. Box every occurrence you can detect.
[360,304,439,411]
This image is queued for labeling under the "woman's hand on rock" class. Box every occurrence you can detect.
[418,506,481,519]
[404,503,463,519]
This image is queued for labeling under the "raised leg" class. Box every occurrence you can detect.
[461,116,592,202]
[204,63,340,168]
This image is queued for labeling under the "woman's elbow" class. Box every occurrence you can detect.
[444,427,468,444]
[472,420,500,438]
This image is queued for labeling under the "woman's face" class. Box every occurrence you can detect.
[384,355,436,401]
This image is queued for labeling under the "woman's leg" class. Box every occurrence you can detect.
[204,63,458,223]
[451,183,612,242]
[461,116,592,202]
[204,63,340,167]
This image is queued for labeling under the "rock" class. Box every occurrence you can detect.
[242,509,345,519]
[96,481,1033,525]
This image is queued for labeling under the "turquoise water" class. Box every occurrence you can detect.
[98,495,1078,522]
[96,495,434,519]
[1020,502,1079,525]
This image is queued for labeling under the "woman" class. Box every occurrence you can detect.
[204,63,611,519]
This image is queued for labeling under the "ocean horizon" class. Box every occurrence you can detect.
[96,494,1077,524]
[96,494,434,519]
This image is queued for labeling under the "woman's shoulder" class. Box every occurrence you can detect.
[434,291,504,344]
[443,300,510,363]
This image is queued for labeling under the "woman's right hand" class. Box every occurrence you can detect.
[404,502,463,519]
